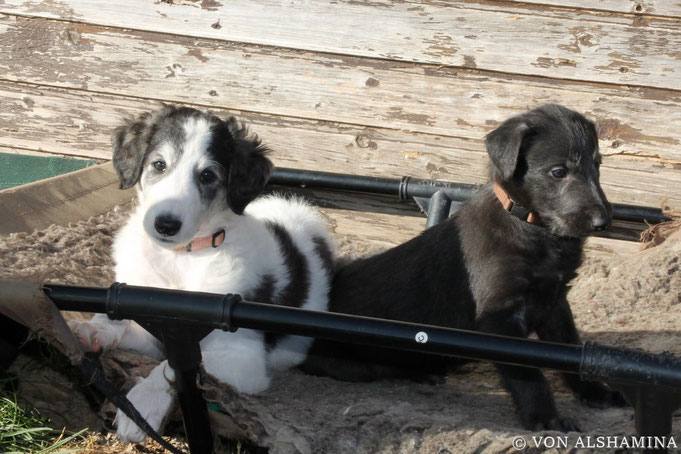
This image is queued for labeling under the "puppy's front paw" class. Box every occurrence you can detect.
[577,383,628,409]
[533,417,580,433]
[115,376,175,443]
[68,319,123,352]
[411,372,447,385]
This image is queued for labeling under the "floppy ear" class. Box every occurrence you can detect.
[484,118,530,183]
[225,119,274,215]
[111,111,157,189]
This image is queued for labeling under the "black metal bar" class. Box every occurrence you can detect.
[425,190,452,229]
[43,285,107,312]
[46,282,584,373]
[105,281,221,454]
[269,167,402,196]
[581,343,681,390]
[45,284,216,454]
[105,282,238,331]
[232,301,584,373]
[269,167,672,225]
[608,384,681,453]
[161,322,213,454]
[44,283,681,389]
[612,204,670,225]
[405,178,478,201]
[633,388,675,437]
[43,282,681,446]
[174,366,213,454]
[269,167,478,202]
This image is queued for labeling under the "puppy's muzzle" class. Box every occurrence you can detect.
[591,203,612,232]
[154,215,182,237]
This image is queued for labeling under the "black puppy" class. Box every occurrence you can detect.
[302,104,622,431]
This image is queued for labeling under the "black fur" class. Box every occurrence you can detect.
[111,105,273,214]
[264,221,311,349]
[302,104,623,431]
[245,274,277,305]
[219,118,273,215]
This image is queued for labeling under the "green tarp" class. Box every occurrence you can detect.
[0,153,96,190]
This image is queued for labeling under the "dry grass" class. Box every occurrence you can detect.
[78,432,189,454]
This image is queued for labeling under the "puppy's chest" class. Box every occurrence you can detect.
[526,240,581,303]
[146,252,253,293]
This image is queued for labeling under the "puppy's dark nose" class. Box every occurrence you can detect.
[154,215,182,236]
[592,213,611,232]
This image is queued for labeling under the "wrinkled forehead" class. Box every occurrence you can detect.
[148,114,217,164]
[528,118,600,166]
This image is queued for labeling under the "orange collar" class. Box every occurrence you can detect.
[493,182,537,224]
[172,228,226,253]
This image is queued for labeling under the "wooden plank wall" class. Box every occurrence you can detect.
[0,0,679,250]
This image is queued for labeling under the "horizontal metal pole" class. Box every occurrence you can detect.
[269,167,405,197]
[43,283,681,390]
[611,203,670,225]
[231,301,583,373]
[269,167,671,225]
[45,283,237,330]
[581,343,681,390]
[43,284,108,313]
[269,167,478,202]
[46,283,582,372]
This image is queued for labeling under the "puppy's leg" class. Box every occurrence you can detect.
[201,329,271,394]
[301,342,381,382]
[116,360,176,443]
[302,340,447,383]
[535,299,626,408]
[478,306,578,432]
[69,314,164,359]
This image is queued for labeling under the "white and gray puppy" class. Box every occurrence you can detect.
[69,105,335,442]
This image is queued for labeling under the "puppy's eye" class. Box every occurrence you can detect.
[199,169,217,184]
[551,167,567,178]
[152,160,166,172]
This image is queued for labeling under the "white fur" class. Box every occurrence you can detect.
[139,117,217,248]
[69,115,335,443]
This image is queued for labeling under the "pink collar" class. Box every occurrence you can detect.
[172,229,226,253]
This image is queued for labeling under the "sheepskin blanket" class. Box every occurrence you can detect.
[1,207,680,453]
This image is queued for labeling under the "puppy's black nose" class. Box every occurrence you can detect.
[154,215,182,236]
[592,213,611,232]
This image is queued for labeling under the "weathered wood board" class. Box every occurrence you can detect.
[3,0,681,90]
[1,82,679,209]
[1,15,679,164]
[0,0,679,255]
[506,0,681,18]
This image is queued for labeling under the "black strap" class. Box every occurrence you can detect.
[508,199,532,222]
[211,229,226,248]
[78,355,186,454]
